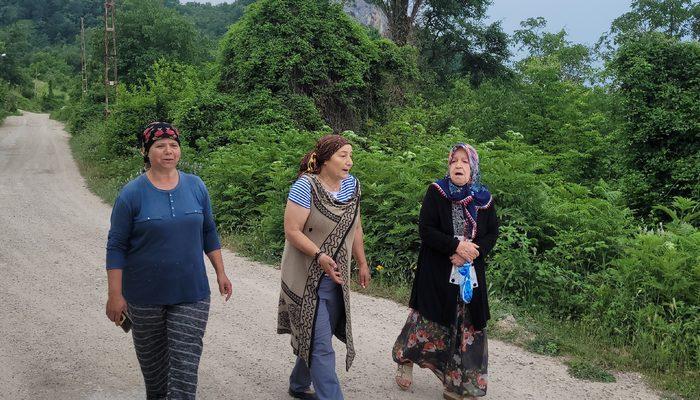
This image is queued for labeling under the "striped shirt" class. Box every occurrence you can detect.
[288,174,357,209]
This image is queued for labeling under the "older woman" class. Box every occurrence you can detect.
[277,134,371,400]
[392,143,499,400]
[105,122,232,400]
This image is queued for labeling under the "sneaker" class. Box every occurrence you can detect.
[288,387,319,400]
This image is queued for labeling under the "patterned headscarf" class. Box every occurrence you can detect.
[434,143,491,206]
[140,122,181,162]
[432,143,492,234]
[448,143,481,190]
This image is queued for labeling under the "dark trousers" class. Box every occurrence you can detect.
[128,298,210,400]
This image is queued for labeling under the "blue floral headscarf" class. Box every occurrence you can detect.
[432,143,493,238]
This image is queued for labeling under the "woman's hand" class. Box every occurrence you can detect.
[450,253,467,266]
[106,293,127,325]
[217,272,233,301]
[456,240,480,262]
[318,253,344,285]
[358,264,371,289]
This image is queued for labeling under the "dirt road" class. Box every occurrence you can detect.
[0,112,661,399]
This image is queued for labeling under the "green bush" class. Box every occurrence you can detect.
[217,0,417,131]
[611,33,700,214]
[588,218,700,371]
[0,80,10,121]
[175,89,297,150]
[198,127,316,242]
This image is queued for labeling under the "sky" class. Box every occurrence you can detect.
[185,0,634,48]
[486,0,633,47]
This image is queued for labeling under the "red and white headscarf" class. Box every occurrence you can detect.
[140,121,180,155]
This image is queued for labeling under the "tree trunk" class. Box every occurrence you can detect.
[379,0,421,46]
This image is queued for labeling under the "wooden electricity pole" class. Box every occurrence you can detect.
[80,17,87,96]
[103,0,117,116]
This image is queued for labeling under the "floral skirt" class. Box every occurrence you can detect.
[392,304,488,397]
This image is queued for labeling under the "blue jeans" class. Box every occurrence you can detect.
[289,276,344,400]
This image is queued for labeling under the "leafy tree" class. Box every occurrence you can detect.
[417,2,509,85]
[0,20,45,86]
[514,17,594,83]
[113,0,209,85]
[28,49,73,90]
[362,0,509,85]
[218,0,418,132]
[363,0,423,46]
[175,0,254,40]
[597,0,700,55]
[363,0,494,46]
[610,32,700,213]
[0,0,102,44]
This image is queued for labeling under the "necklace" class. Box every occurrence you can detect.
[316,174,341,193]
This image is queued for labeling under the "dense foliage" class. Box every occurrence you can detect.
[176,0,255,40]
[102,0,209,85]
[0,0,249,119]
[611,32,700,214]
[366,0,511,84]
[0,0,102,44]
[217,0,417,132]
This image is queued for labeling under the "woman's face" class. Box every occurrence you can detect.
[449,148,471,186]
[321,144,353,180]
[147,138,180,170]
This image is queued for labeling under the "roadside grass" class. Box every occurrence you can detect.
[6,88,38,113]
[566,359,616,382]
[65,120,698,400]
[485,297,698,399]
[69,129,142,205]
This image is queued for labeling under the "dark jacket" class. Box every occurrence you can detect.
[408,184,499,329]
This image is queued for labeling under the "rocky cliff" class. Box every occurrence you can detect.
[341,0,388,35]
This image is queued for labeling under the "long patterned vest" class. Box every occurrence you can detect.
[277,173,361,371]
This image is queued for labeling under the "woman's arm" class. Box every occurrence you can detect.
[351,212,370,288]
[472,204,499,260]
[206,249,232,301]
[105,196,130,324]
[105,269,126,324]
[284,199,343,284]
[201,179,222,253]
[199,180,231,300]
[418,185,460,255]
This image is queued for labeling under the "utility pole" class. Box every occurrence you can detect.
[103,0,117,116]
[80,17,87,96]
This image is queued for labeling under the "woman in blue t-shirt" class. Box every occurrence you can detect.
[105,122,232,399]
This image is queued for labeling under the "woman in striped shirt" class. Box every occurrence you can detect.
[277,134,371,400]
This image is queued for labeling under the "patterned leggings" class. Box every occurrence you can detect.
[128,298,210,400]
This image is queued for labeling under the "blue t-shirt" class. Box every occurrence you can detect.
[288,174,357,209]
[106,171,221,305]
